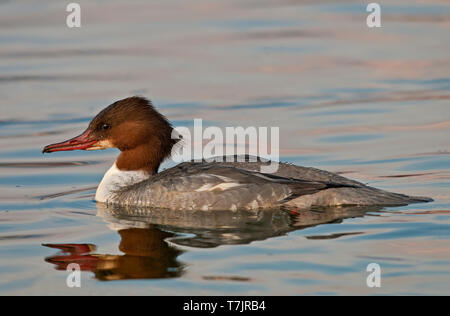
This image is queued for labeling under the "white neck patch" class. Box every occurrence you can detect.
[95,162,150,203]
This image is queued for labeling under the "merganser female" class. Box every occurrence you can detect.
[42,96,432,211]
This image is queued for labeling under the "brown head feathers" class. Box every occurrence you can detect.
[88,96,178,174]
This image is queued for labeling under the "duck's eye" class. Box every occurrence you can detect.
[101,123,111,131]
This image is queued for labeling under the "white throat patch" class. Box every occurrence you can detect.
[95,162,150,203]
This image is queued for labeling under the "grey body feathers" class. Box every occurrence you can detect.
[109,157,432,211]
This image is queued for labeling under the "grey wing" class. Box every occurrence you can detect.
[228,161,432,206]
[207,157,365,187]
[111,163,347,210]
[112,157,431,210]
[226,159,433,206]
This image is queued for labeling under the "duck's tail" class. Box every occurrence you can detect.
[284,185,433,209]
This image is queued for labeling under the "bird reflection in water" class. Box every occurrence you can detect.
[44,225,183,281]
[43,203,381,281]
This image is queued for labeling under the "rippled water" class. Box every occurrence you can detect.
[1,0,449,295]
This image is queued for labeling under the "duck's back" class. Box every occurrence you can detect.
[109,157,432,210]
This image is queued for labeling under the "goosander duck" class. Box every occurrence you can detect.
[42,96,432,211]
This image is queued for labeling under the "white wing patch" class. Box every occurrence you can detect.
[196,182,242,192]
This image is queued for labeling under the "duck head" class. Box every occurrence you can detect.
[42,96,178,174]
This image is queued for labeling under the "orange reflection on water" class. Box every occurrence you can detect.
[44,227,184,281]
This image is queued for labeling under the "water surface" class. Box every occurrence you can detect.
[0,0,449,295]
